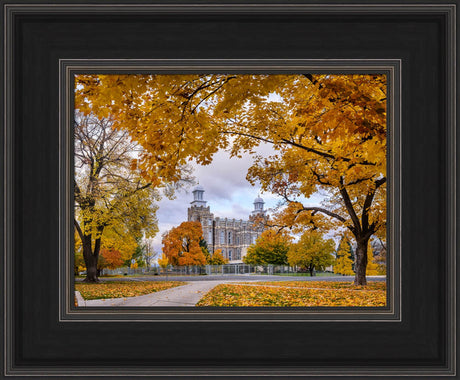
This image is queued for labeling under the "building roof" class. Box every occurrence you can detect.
[193,185,205,192]
[254,196,264,203]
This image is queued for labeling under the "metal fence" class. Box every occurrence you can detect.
[100,267,154,276]
[101,264,319,276]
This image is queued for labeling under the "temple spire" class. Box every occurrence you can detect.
[191,185,207,207]
[252,195,266,215]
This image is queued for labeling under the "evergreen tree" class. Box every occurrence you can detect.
[199,238,211,262]
[366,241,379,275]
[334,237,355,275]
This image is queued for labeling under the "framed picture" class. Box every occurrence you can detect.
[66,64,398,318]
[2,1,457,378]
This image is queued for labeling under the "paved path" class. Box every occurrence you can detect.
[80,281,227,307]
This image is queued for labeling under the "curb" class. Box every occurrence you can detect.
[75,291,86,306]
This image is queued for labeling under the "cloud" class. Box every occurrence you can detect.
[192,152,253,202]
[190,142,279,202]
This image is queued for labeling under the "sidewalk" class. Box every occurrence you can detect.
[78,280,225,307]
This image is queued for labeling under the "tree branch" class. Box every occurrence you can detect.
[345,176,375,186]
[74,219,84,241]
[93,225,105,258]
[339,178,362,233]
[281,138,337,160]
[191,76,236,114]
[362,177,386,231]
[297,206,347,223]
[219,130,276,146]
[310,167,332,185]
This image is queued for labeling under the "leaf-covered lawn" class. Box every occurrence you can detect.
[239,281,386,291]
[75,281,186,300]
[196,281,386,307]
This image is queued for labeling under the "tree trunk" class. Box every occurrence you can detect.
[83,252,99,282]
[354,239,369,285]
[82,235,99,283]
[309,265,314,277]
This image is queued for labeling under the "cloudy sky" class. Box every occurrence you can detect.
[150,142,325,255]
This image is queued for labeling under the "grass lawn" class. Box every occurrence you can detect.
[196,281,386,307]
[75,281,186,300]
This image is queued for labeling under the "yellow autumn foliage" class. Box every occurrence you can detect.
[334,237,355,276]
[75,74,386,285]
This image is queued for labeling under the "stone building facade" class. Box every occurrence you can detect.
[187,186,266,264]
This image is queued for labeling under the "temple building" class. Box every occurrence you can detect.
[187,186,266,264]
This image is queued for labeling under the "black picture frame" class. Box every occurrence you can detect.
[2,1,457,378]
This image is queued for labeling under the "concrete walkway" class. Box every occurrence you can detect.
[79,280,226,307]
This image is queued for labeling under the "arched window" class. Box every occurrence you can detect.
[208,230,213,243]
[228,250,232,261]
[228,231,232,244]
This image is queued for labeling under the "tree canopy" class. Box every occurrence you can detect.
[161,221,207,266]
[287,231,335,276]
[243,229,291,265]
[208,249,228,265]
[75,74,386,284]
[98,248,125,271]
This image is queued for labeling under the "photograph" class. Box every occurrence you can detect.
[73,73,388,307]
